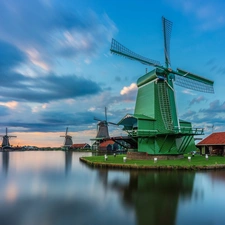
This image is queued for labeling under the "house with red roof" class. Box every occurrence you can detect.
[99,140,118,151]
[196,132,225,156]
[70,143,90,150]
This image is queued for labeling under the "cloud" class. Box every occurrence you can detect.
[0,0,130,139]
[0,0,121,139]
[0,71,102,103]
[199,100,225,116]
[0,101,18,109]
[181,89,196,96]
[0,35,102,103]
[189,96,207,105]
[120,83,137,95]
[0,88,134,134]
[119,83,138,102]
[181,110,196,120]
[79,89,136,115]
[180,100,225,132]
[0,0,117,71]
[0,105,10,116]
[55,13,116,59]
[25,48,50,71]
[40,111,96,127]
[0,40,27,72]
[0,108,123,133]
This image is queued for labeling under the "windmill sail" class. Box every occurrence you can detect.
[110,39,161,67]
[175,68,214,93]
[162,16,173,67]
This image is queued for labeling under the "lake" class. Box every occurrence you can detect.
[0,151,225,225]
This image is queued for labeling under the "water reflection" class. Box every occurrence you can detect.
[97,170,195,225]
[2,152,9,176]
[209,170,225,183]
[0,151,225,225]
[64,151,72,175]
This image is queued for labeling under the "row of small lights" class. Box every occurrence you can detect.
[104,154,128,162]
[188,154,208,161]
[104,154,209,163]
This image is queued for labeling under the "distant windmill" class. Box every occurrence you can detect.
[91,107,117,150]
[0,128,17,150]
[94,107,117,139]
[111,16,214,155]
[60,127,73,149]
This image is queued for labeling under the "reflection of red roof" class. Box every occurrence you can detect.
[99,140,114,147]
[197,132,225,145]
[71,143,89,148]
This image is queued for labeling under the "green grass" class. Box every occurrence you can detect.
[80,154,225,170]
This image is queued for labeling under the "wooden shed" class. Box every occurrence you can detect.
[196,132,225,156]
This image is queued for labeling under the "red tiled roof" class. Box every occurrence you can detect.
[71,143,89,148]
[197,132,225,145]
[99,140,115,148]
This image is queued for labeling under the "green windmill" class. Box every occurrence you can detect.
[110,17,214,156]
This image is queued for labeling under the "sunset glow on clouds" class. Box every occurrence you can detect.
[0,0,224,146]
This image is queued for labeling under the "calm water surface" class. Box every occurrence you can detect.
[0,151,225,225]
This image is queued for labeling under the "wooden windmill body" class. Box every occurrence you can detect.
[0,127,17,150]
[60,127,73,150]
[91,107,117,150]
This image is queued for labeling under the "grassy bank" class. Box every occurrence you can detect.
[80,154,225,170]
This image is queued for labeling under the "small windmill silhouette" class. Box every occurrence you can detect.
[60,127,73,149]
[0,128,17,150]
[94,107,117,139]
[91,107,117,150]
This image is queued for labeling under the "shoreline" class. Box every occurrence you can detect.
[80,155,225,171]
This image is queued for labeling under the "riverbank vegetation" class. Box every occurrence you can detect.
[80,154,225,170]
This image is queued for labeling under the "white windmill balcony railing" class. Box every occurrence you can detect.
[126,127,204,137]
[173,127,204,135]
[127,130,158,137]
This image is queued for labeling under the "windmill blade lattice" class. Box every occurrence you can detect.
[111,39,161,67]
[175,68,214,93]
[105,107,108,122]
[94,117,103,122]
[162,16,173,67]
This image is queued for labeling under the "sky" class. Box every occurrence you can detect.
[0,0,225,147]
